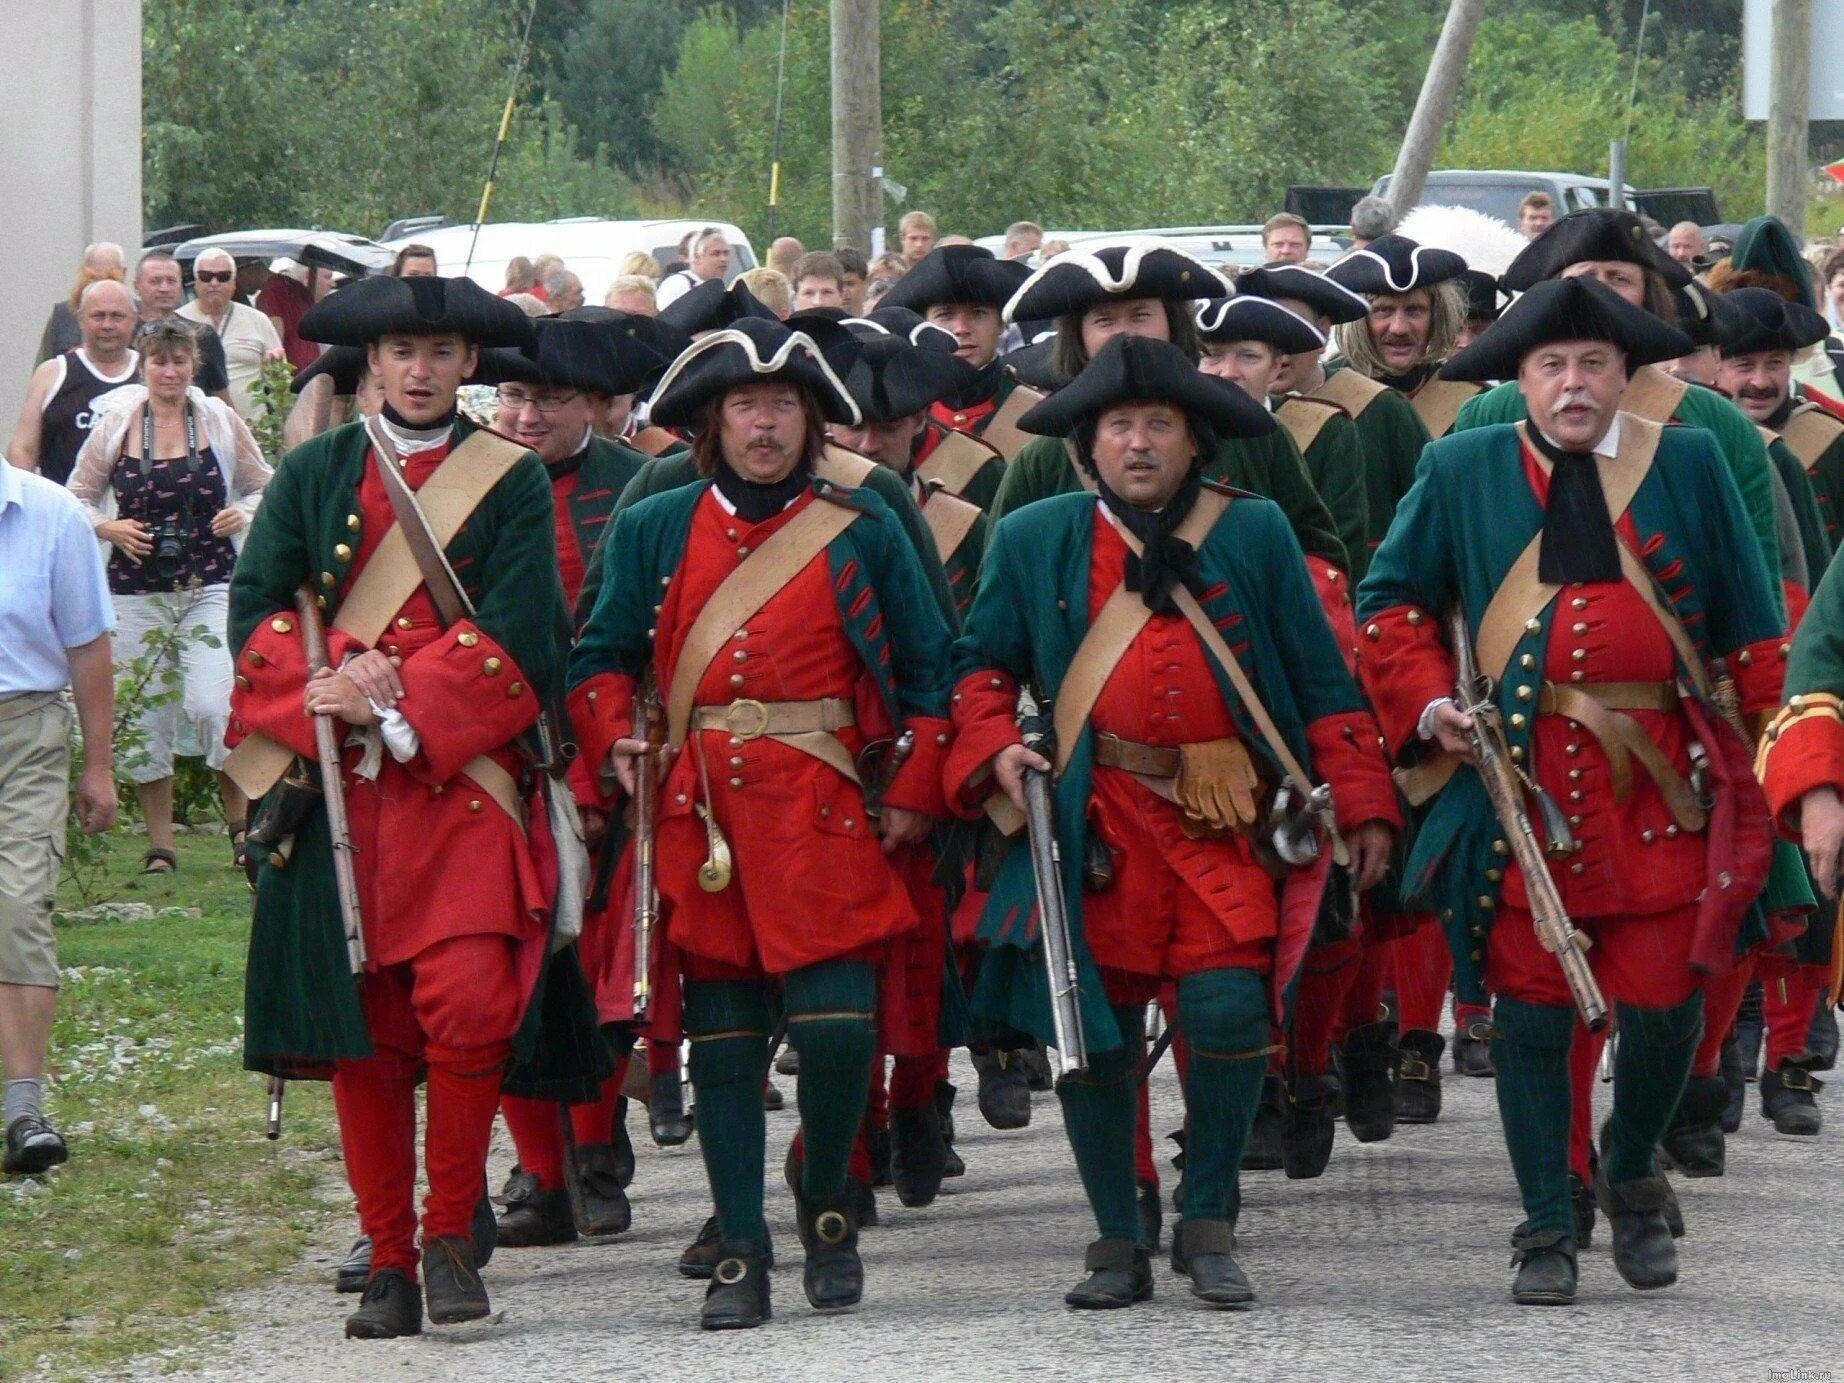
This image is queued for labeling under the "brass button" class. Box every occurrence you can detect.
[1570,861,1585,875]
[386,645,400,658]
[432,784,444,795]
[1569,790,1584,802]
[729,776,744,788]
[468,799,483,813]
[1492,839,1508,856]
[729,736,742,748]
[1565,742,1581,756]
[586,690,598,703]
[1737,649,1753,665]
[334,543,352,562]
[397,616,413,630]
[1570,670,1585,682]
[734,630,748,641]
[347,513,361,531]
[270,616,293,634]
[737,545,751,557]
[1509,713,1527,729]
[730,756,744,768]
[1572,622,1588,635]
[1515,685,1532,701]
[1407,609,1424,626]
[458,631,479,647]
[1568,769,1582,781]
[508,682,523,697]
[1524,617,1541,633]
[1641,829,1657,843]
[1365,623,1381,640]
[1486,868,1502,883]
[235,674,252,690]
[1519,654,1536,670]
[1568,814,1583,826]
[730,673,745,687]
[320,571,335,588]
[483,657,502,676]
[1570,648,1586,662]
[726,528,739,540]
[1476,894,1493,908]
[733,650,747,662]
[843,818,855,829]
[1665,824,1679,837]
[246,650,265,667]
[820,805,830,817]
[661,576,672,587]
[1509,746,1524,762]
[676,793,688,804]
[1571,597,1588,610]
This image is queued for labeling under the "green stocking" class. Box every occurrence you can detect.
[1176,967,1270,1223]
[784,959,877,1200]
[1055,1002,1144,1243]
[1605,993,1703,1184]
[1490,995,1576,1234]
[684,979,773,1246]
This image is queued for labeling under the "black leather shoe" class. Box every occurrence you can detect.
[1171,1218,1253,1307]
[681,1215,723,1279]
[1137,1178,1162,1252]
[1339,1021,1398,1142]
[1064,1236,1153,1309]
[1509,1226,1577,1306]
[972,1049,1033,1129]
[1658,1075,1728,1176]
[935,1081,965,1177]
[495,1180,577,1247]
[890,1103,947,1207]
[3,1115,68,1175]
[1568,1172,1596,1249]
[344,1266,423,1338]
[1594,1167,1680,1290]
[335,1236,373,1294]
[796,1190,863,1311]
[1719,1027,1748,1134]
[701,1243,772,1330]
[1808,999,1839,1071]
[1282,1073,1336,1180]
[867,1123,893,1188]
[608,1097,637,1187]
[421,1235,490,1324]
[566,1142,633,1236]
[1241,1075,1285,1171]
[1395,1030,1444,1124]
[1453,1019,1496,1077]
[763,1079,785,1112]
[1761,1061,1824,1136]
[649,1069,694,1146]
[471,1186,497,1269]
[775,1046,800,1076]
[1021,1043,1055,1092]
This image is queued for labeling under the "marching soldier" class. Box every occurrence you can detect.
[1359,276,1787,1305]
[568,317,954,1329]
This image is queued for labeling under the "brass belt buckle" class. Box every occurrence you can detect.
[725,698,771,740]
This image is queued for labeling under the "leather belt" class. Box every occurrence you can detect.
[690,697,855,741]
[1536,680,1705,831]
[1092,732,1180,778]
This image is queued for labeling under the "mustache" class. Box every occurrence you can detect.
[1548,390,1596,417]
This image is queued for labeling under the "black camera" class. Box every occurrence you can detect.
[150,483,209,585]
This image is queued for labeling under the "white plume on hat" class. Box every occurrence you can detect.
[1395,205,1529,279]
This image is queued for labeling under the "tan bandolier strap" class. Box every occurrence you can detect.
[979,383,1048,461]
[1539,681,1704,830]
[1780,406,1844,472]
[1410,379,1482,440]
[916,427,1002,497]
[629,425,680,457]
[922,489,984,565]
[688,697,860,783]
[1311,368,1388,422]
[1275,397,1338,458]
[223,427,529,806]
[1618,364,1688,425]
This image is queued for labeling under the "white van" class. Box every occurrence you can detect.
[381,218,758,306]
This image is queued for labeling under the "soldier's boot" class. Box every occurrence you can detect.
[1280,1073,1336,1180]
[680,1215,724,1279]
[1171,1218,1253,1309]
[1593,1167,1679,1290]
[565,1142,633,1237]
[335,1236,373,1294]
[607,1097,637,1187]
[763,1078,785,1111]
[1719,1027,1748,1134]
[1394,1029,1445,1124]
[1728,983,1766,1133]
[1340,1020,1398,1142]
[1567,1171,1596,1249]
[1761,1060,1824,1136]
[1453,1016,1496,1077]
[471,1186,498,1269]
[420,1235,490,1324]
[1136,1178,1162,1253]
[1167,1127,1187,1212]
[1240,1074,1285,1171]
[1657,1075,1728,1177]
[1064,1237,1153,1309]
[935,1080,966,1177]
[1509,1227,1577,1307]
[890,1103,947,1208]
[494,1179,577,1247]
[783,1135,879,1228]
[700,1243,772,1330]
[795,1190,863,1311]
[866,1122,893,1189]
[649,1069,694,1147]
[1808,998,1840,1071]
[1021,1042,1055,1091]
[343,1266,423,1339]
[971,1048,1033,1130]
[775,1046,800,1077]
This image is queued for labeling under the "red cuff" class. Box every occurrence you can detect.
[394,620,540,782]
[1785,582,1812,636]
[1307,710,1403,834]
[1359,604,1454,756]
[945,669,1022,818]
[1730,634,1790,717]
[883,715,952,818]
[1306,556,1359,678]
[228,612,320,759]
[568,670,638,788]
[1760,698,1844,835]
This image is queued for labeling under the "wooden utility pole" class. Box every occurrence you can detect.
[1384,0,1489,218]
[830,0,882,255]
[1765,0,1812,232]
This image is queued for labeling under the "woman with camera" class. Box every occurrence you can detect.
[67,318,271,873]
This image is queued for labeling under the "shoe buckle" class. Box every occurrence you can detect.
[1400,1055,1432,1081]
[714,1256,750,1285]
[815,1209,850,1244]
[1781,1065,1821,1093]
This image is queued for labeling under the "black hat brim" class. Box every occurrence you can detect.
[646,319,862,428]
[1233,264,1370,325]
[1440,275,1694,382]
[1017,332,1275,441]
[1194,297,1325,354]
[1718,286,1832,356]
[290,345,368,395]
[299,274,535,349]
[1502,208,1692,293]
[1324,236,1469,297]
[1004,243,1229,324]
[879,245,1032,314]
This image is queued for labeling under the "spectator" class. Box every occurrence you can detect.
[1261,212,1310,264]
[616,249,659,282]
[737,267,793,319]
[530,253,564,303]
[543,269,586,315]
[36,242,126,365]
[767,236,805,278]
[1348,196,1394,249]
[791,251,846,310]
[1002,221,1044,262]
[899,210,938,266]
[133,251,231,398]
[1039,238,1071,261]
[1517,190,1555,239]
[0,428,117,1177]
[603,275,659,316]
[659,236,692,278]
[389,243,439,277]
[656,227,733,308]
[257,258,320,370]
[937,235,975,248]
[837,247,869,314]
[9,280,141,485]
[862,252,908,306]
[1824,249,1844,332]
[177,248,283,421]
[67,317,270,873]
[500,256,537,297]
[504,292,549,318]
[1666,220,1708,267]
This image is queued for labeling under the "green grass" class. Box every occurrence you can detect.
[0,831,341,1379]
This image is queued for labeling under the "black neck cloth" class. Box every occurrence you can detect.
[1097,470,1206,614]
[544,429,595,482]
[380,401,458,432]
[945,357,1005,411]
[1378,364,1436,394]
[1763,395,1798,433]
[715,457,811,523]
[1528,423,1621,584]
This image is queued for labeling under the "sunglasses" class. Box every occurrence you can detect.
[194,270,234,284]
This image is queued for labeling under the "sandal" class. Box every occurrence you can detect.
[228,821,249,870]
[141,848,178,875]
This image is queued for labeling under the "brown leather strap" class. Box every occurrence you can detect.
[1539,682,1705,830]
[1537,680,1677,714]
[1092,732,1180,777]
[1410,379,1481,439]
[1780,406,1844,471]
[1619,365,1688,424]
[629,425,679,457]
[1392,754,1459,807]
[372,427,470,629]
[922,488,983,564]
[463,754,526,825]
[1311,368,1388,421]
[916,426,1002,496]
[689,698,855,738]
[980,383,1046,460]
[1275,397,1338,457]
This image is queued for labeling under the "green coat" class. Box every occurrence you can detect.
[1286,403,1371,581]
[1768,435,1833,588]
[1320,365,1432,551]
[562,436,650,575]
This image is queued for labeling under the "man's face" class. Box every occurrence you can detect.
[902,225,936,264]
[1663,346,1720,388]
[1560,258,1647,309]
[793,275,843,310]
[1199,340,1280,399]
[1454,314,1494,351]
[1004,230,1042,261]
[1717,350,1794,423]
[1090,402,1196,509]
[80,285,135,356]
[719,382,808,483]
[1519,203,1555,238]
[1080,297,1169,361]
[596,392,635,438]
[1666,226,1705,265]
[1828,271,1844,311]
[693,237,731,281]
[925,302,1002,368]
[1367,290,1433,373]
[400,254,438,278]
[1264,225,1309,264]
[135,259,183,315]
[498,382,596,463]
[828,412,928,472]
[607,287,657,317]
[841,271,867,315]
[193,255,236,312]
[367,333,478,426]
[1518,340,1627,451]
[1267,298,1328,393]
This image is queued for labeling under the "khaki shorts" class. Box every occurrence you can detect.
[0,697,71,988]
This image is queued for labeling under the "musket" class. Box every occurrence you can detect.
[631,675,662,1019]
[1448,609,1608,1033]
[296,586,367,976]
[1018,686,1088,1074]
[860,728,916,822]
[265,1074,285,1140]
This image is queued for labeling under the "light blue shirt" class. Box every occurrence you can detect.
[0,462,114,694]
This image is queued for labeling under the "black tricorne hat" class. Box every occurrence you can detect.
[646,317,861,428]
[299,273,535,349]
[1440,275,1694,382]
[658,276,780,337]
[1673,281,1748,351]
[1193,296,1325,354]
[1717,286,1832,357]
[1004,241,1230,325]
[1457,269,1505,322]
[1017,333,1276,441]
[1324,235,1468,297]
[879,244,1032,314]
[831,311,970,422]
[472,313,679,395]
[290,345,367,395]
[1501,208,1692,293]
[1003,334,1059,392]
[1233,263,1369,325]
